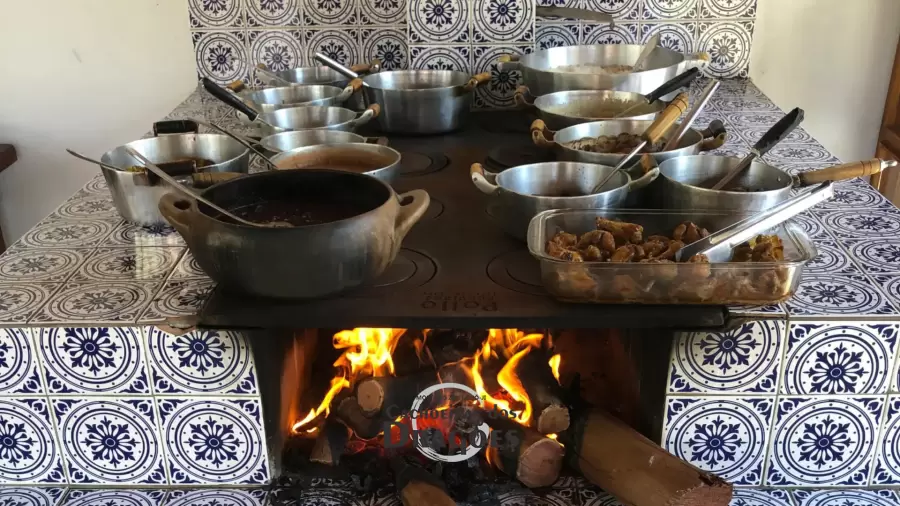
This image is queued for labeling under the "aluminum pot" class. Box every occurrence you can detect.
[470,161,659,240]
[268,143,402,183]
[498,45,709,97]
[260,61,380,111]
[531,118,726,167]
[259,129,386,154]
[259,104,380,136]
[657,155,899,212]
[359,70,491,134]
[239,79,363,113]
[515,86,663,129]
[157,169,430,299]
[100,125,250,226]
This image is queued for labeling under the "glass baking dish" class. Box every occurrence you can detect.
[526,209,817,305]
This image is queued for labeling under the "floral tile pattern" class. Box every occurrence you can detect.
[164,489,266,506]
[29,282,159,324]
[0,487,66,506]
[872,396,900,484]
[766,396,882,486]
[69,248,183,283]
[472,0,534,43]
[0,329,43,394]
[730,489,794,506]
[792,489,899,506]
[664,396,773,485]
[60,489,166,506]
[146,328,256,394]
[0,399,66,484]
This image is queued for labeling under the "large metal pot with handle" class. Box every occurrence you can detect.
[236,79,363,113]
[656,156,898,211]
[259,61,380,111]
[470,160,659,240]
[259,129,385,154]
[158,169,430,299]
[269,143,402,183]
[531,118,727,167]
[498,45,709,96]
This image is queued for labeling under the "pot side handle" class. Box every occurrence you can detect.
[514,85,536,108]
[463,72,492,92]
[628,155,660,192]
[497,54,521,72]
[681,51,711,71]
[158,192,197,238]
[337,78,365,102]
[394,190,431,242]
[530,119,557,149]
[797,159,899,186]
[351,104,381,128]
[351,60,381,74]
[191,172,243,189]
[365,136,390,146]
[699,119,728,151]
[470,163,500,195]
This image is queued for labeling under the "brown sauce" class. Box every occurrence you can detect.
[227,199,360,226]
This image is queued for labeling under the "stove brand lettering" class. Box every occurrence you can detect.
[382,382,521,463]
[420,292,498,312]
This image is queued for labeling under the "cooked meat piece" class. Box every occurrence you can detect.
[731,243,754,262]
[642,239,668,258]
[632,244,646,261]
[610,245,636,263]
[612,275,645,299]
[647,235,671,243]
[672,221,709,243]
[550,231,578,249]
[546,240,583,261]
[751,235,784,261]
[596,218,643,244]
[581,245,604,261]
[577,229,616,253]
[654,240,685,260]
[640,258,678,281]
[687,253,711,278]
[688,254,709,263]
[560,250,584,262]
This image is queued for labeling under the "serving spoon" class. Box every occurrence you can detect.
[632,33,660,72]
[122,146,291,228]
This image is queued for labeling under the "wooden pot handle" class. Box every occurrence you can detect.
[530,119,556,148]
[643,92,689,144]
[463,72,492,92]
[798,159,899,185]
[190,172,243,189]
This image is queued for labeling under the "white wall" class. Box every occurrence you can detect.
[749,0,900,163]
[0,0,196,243]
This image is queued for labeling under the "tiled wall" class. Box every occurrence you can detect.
[191,0,756,108]
[0,327,269,486]
[664,321,900,488]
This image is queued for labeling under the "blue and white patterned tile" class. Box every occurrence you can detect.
[699,0,757,19]
[711,96,780,113]
[303,28,360,68]
[38,327,149,395]
[584,0,641,20]
[820,183,891,210]
[727,303,786,317]
[192,31,250,86]
[302,0,357,25]
[0,284,62,325]
[138,279,216,323]
[536,23,580,51]
[639,22,696,54]
[730,489,794,506]
[48,196,118,222]
[104,223,185,248]
[247,30,303,75]
[286,489,365,506]
[472,46,531,108]
[246,0,301,27]
[738,127,813,146]
[360,0,407,25]
[785,274,898,317]
[763,145,840,165]
[782,323,899,395]
[0,488,66,506]
[668,321,784,394]
[819,208,900,239]
[189,0,246,28]
[0,329,42,394]
[847,239,900,274]
[697,20,753,78]
[164,489,266,506]
[791,489,899,506]
[410,45,471,72]
[17,220,117,250]
[788,212,828,239]
[872,396,900,484]
[52,398,165,484]
[722,111,785,127]
[0,399,65,484]
[409,0,470,43]
[642,0,698,20]
[359,28,409,71]
[765,396,882,486]
[157,398,269,485]
[472,0,534,43]
[29,282,159,324]
[59,489,166,506]
[664,397,773,485]
[805,239,859,275]
[871,274,900,315]
[147,327,256,395]
[169,252,209,281]
[717,78,766,97]
[579,485,626,506]
[70,248,183,283]
[580,22,639,45]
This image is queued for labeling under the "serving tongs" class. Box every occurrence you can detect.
[675,181,834,263]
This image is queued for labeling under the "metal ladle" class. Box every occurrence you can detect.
[254,63,294,86]
[632,33,660,72]
[314,53,370,86]
[122,146,291,228]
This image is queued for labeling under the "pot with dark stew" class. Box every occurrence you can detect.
[158,169,430,298]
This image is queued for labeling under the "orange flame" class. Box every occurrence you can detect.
[548,354,561,383]
[497,347,533,424]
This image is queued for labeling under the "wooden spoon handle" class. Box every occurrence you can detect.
[530,119,556,148]
[798,159,898,185]
[643,92,689,144]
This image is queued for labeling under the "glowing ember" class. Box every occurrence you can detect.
[334,328,406,377]
[548,354,561,383]
[496,347,533,424]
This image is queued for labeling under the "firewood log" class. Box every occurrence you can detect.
[309,417,350,466]
[512,350,569,434]
[334,396,385,440]
[474,408,563,488]
[391,456,456,506]
[356,370,441,417]
[563,408,732,506]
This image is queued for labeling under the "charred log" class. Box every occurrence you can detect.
[563,408,732,506]
[356,370,441,417]
[512,350,569,434]
[334,396,385,440]
[309,417,350,466]
[391,456,456,506]
[473,408,564,488]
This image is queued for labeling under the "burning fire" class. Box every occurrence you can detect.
[292,327,559,436]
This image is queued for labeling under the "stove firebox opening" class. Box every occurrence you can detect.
[254,328,732,506]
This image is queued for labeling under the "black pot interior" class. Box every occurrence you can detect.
[199,169,391,227]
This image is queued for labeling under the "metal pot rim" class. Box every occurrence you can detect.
[259,130,366,152]
[552,121,704,155]
[195,169,398,230]
[494,161,630,198]
[658,155,793,196]
[518,44,684,74]
[263,105,359,131]
[268,142,401,179]
[245,84,344,106]
[100,133,250,173]
[362,69,472,92]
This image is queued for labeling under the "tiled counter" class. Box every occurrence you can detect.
[4,78,900,506]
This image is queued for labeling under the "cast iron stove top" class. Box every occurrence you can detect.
[199,111,726,330]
